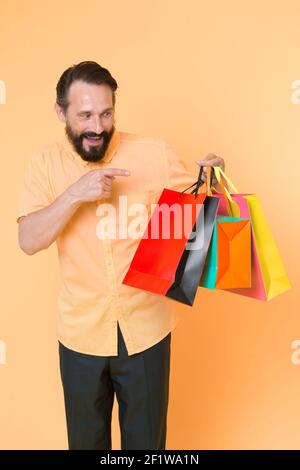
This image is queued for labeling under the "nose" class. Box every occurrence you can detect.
[90,115,104,135]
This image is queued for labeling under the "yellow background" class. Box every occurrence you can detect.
[0,0,299,449]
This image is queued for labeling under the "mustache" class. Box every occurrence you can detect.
[81,131,108,139]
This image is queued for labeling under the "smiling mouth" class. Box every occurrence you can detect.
[84,136,103,146]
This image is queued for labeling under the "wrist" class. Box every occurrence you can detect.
[63,187,83,209]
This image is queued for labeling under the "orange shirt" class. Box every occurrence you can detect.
[17,129,196,356]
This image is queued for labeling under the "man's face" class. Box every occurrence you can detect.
[61,80,115,162]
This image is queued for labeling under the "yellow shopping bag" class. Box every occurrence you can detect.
[210,167,291,300]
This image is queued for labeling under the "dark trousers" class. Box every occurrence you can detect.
[59,324,171,450]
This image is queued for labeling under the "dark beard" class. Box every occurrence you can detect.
[65,124,115,163]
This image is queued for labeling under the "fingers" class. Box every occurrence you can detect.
[93,168,130,200]
[86,167,132,201]
[100,180,112,197]
[98,174,116,199]
[97,177,111,187]
[196,153,224,169]
[102,181,111,191]
[100,179,113,197]
[196,158,221,167]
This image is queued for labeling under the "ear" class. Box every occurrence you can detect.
[54,103,67,123]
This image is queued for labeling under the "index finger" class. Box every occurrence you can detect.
[196,158,220,166]
[103,168,131,177]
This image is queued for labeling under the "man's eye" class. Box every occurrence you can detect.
[104,112,112,117]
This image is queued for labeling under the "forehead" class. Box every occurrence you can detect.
[67,80,113,110]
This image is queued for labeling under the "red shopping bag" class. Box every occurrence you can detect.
[122,170,206,296]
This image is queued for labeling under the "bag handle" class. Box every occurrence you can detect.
[186,166,239,199]
[213,166,241,217]
[213,167,239,194]
[179,166,240,216]
[190,167,214,196]
[180,167,205,198]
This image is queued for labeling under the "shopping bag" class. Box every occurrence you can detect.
[210,167,291,300]
[200,215,251,289]
[122,168,208,305]
[166,194,219,305]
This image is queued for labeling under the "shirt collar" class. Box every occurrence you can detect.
[61,128,121,167]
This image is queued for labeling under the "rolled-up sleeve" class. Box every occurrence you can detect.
[17,150,54,222]
[164,142,196,192]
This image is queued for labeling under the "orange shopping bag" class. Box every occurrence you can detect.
[216,217,251,289]
[200,215,251,289]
